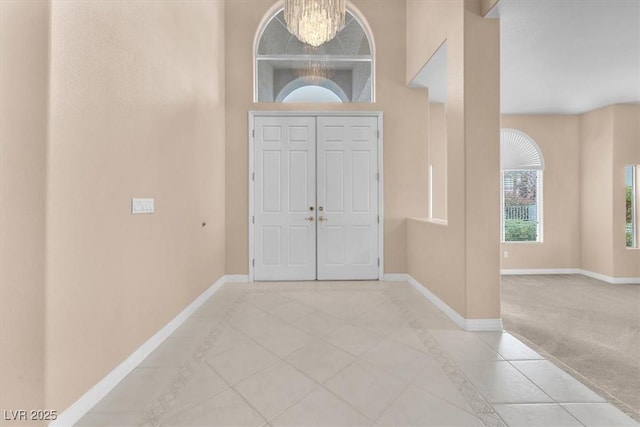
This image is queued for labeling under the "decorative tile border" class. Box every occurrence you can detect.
[142,289,249,426]
[383,287,508,427]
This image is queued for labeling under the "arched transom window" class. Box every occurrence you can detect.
[255,4,374,103]
[501,129,545,242]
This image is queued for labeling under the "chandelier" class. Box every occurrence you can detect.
[294,45,335,83]
[284,0,347,47]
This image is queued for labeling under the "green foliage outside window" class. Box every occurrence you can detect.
[505,219,538,242]
[503,170,539,242]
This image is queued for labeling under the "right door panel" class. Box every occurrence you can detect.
[317,116,379,280]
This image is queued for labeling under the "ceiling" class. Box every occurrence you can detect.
[412,0,640,115]
[498,0,639,114]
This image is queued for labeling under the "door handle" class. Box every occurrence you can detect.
[318,216,328,222]
[305,216,315,222]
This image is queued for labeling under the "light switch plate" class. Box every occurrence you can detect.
[132,198,154,214]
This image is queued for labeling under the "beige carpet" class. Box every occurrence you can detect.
[501,274,640,422]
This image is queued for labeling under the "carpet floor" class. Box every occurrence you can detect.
[501,274,640,422]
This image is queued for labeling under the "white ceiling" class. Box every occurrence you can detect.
[411,0,640,115]
[498,0,640,115]
[409,42,448,103]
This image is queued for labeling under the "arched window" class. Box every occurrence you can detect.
[254,2,374,103]
[501,129,545,242]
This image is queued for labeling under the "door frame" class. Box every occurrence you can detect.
[248,111,384,282]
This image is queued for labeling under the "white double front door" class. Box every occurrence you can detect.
[253,115,380,281]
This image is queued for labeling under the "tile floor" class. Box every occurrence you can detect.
[76,281,639,427]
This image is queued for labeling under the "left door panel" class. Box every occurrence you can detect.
[254,116,317,281]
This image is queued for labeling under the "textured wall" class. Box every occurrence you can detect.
[0,1,49,423]
[429,102,447,220]
[225,0,428,275]
[500,115,581,270]
[611,105,640,278]
[45,0,226,410]
[407,0,501,320]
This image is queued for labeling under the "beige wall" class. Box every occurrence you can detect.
[579,104,640,279]
[580,106,616,278]
[428,102,447,220]
[612,105,640,278]
[463,2,501,318]
[0,1,49,423]
[501,108,639,280]
[500,115,581,270]
[407,0,466,316]
[407,0,501,320]
[45,0,226,410]
[225,0,428,275]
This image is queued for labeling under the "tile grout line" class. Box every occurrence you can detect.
[243,283,417,425]
[507,331,640,421]
[383,287,508,427]
[407,361,486,417]
[222,286,390,425]
[207,362,270,427]
[140,287,251,426]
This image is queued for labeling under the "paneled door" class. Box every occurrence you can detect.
[254,116,317,281]
[317,116,379,280]
[253,114,379,281]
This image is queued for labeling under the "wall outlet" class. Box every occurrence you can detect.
[503,251,509,258]
[132,198,154,214]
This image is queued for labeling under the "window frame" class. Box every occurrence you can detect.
[626,165,639,249]
[500,129,545,244]
[501,169,544,243]
[253,1,376,103]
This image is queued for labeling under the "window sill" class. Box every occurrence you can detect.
[427,218,448,226]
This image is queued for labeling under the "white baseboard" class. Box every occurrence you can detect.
[501,268,580,275]
[403,275,503,332]
[501,268,640,284]
[51,275,230,427]
[225,274,249,283]
[578,269,640,285]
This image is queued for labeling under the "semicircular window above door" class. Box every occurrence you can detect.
[254,6,375,103]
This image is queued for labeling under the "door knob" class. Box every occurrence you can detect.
[305,216,315,222]
[318,206,324,211]
[318,216,328,222]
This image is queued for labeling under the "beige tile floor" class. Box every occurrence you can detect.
[76,281,639,427]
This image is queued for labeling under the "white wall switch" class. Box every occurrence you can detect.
[503,251,509,258]
[132,198,155,214]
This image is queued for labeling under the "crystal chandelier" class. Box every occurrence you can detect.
[284,0,347,47]
[294,44,335,83]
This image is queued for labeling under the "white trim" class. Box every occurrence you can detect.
[501,268,580,275]
[579,269,640,285]
[253,1,376,103]
[390,275,503,332]
[50,275,231,427]
[248,111,384,282]
[377,114,384,280]
[405,275,465,329]
[248,113,255,281]
[500,268,640,284]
